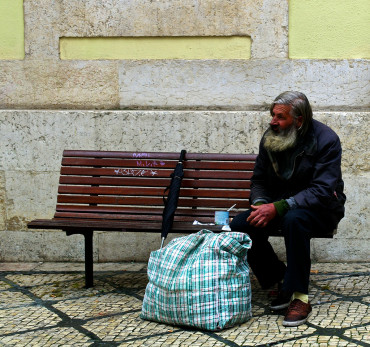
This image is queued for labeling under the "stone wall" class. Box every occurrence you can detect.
[0,0,369,262]
[0,110,368,262]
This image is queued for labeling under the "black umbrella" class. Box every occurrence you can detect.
[161,149,186,248]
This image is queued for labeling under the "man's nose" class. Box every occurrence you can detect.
[270,117,278,125]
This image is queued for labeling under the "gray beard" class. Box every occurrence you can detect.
[263,126,298,152]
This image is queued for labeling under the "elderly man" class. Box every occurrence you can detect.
[230,91,345,326]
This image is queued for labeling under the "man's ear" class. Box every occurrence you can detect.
[296,116,303,128]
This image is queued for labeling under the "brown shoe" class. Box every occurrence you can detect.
[282,299,312,327]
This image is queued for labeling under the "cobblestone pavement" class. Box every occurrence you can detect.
[0,262,369,346]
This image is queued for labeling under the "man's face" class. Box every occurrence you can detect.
[270,104,295,133]
[264,103,303,152]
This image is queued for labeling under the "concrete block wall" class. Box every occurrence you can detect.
[0,0,369,262]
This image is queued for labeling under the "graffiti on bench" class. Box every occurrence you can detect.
[114,153,167,176]
[114,168,158,177]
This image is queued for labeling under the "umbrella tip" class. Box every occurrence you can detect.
[160,237,165,249]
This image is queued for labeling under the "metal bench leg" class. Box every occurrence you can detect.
[84,231,94,288]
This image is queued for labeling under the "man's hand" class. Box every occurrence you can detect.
[247,203,277,228]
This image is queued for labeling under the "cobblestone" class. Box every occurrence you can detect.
[0,262,368,346]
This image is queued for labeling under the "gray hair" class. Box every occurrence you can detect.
[270,91,313,135]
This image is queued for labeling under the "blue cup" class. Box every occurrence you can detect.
[215,211,229,225]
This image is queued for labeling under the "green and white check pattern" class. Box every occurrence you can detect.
[141,230,252,331]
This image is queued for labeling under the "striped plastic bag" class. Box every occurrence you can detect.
[140,229,252,330]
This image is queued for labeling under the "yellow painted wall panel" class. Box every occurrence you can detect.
[289,0,370,59]
[0,0,24,59]
[60,36,251,60]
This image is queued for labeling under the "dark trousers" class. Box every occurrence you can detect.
[230,208,334,294]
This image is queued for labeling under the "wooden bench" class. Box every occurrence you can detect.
[28,150,335,288]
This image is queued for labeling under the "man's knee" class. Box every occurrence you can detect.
[281,209,314,238]
[282,209,312,225]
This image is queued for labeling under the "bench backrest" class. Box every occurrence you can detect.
[55,150,257,224]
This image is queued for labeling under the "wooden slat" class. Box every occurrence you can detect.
[61,157,255,170]
[184,161,254,170]
[185,171,252,179]
[63,150,182,160]
[60,167,173,178]
[62,157,178,168]
[54,211,164,221]
[28,218,165,231]
[28,218,220,233]
[57,195,165,205]
[59,176,171,187]
[178,199,249,208]
[178,190,249,198]
[62,150,257,162]
[53,211,218,223]
[57,195,248,208]
[55,205,164,214]
[58,186,249,199]
[60,167,253,179]
[58,186,165,196]
[59,176,251,189]
[186,153,257,161]
[55,205,243,217]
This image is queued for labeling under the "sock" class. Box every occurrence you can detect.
[292,292,309,303]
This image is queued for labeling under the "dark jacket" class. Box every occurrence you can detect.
[251,119,346,227]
